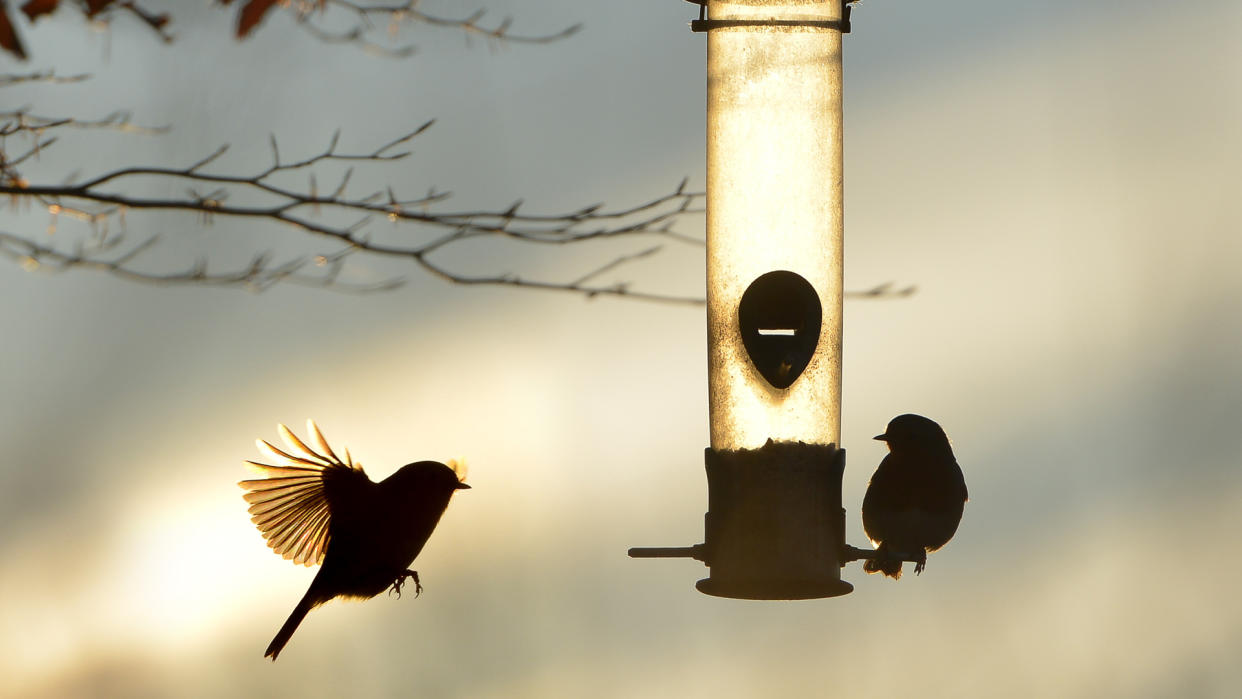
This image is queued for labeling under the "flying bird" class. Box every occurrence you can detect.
[239,420,469,660]
[861,414,967,579]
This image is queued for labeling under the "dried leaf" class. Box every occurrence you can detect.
[0,3,27,60]
[236,0,279,38]
[19,0,59,22]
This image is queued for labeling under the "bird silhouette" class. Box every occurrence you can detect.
[862,414,967,579]
[239,420,469,660]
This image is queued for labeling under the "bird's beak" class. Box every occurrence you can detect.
[873,433,888,441]
[455,482,471,490]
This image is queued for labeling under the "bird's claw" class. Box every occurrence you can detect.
[389,569,421,598]
[913,551,928,576]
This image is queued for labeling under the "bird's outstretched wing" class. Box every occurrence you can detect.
[239,420,366,567]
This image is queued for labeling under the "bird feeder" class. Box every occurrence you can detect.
[629,0,860,599]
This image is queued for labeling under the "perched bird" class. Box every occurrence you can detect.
[861,414,967,579]
[239,420,469,660]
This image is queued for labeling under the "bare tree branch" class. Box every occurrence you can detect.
[846,282,918,299]
[0,71,91,87]
[324,1,582,45]
[0,106,169,137]
[1,68,911,305]
[259,1,582,58]
[1,80,710,302]
[0,3,707,304]
[0,228,403,293]
[2,1,578,63]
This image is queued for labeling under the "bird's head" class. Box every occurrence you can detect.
[873,413,950,452]
[388,460,472,496]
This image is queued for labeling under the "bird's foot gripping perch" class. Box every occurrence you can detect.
[842,544,928,579]
[389,569,421,598]
[913,550,928,576]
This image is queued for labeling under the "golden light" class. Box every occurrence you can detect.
[705,0,845,451]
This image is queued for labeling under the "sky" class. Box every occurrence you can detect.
[2,0,1241,697]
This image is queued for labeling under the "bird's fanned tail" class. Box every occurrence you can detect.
[265,590,318,660]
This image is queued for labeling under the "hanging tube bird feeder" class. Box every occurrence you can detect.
[629,0,860,599]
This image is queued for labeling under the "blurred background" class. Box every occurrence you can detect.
[1,0,1240,696]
